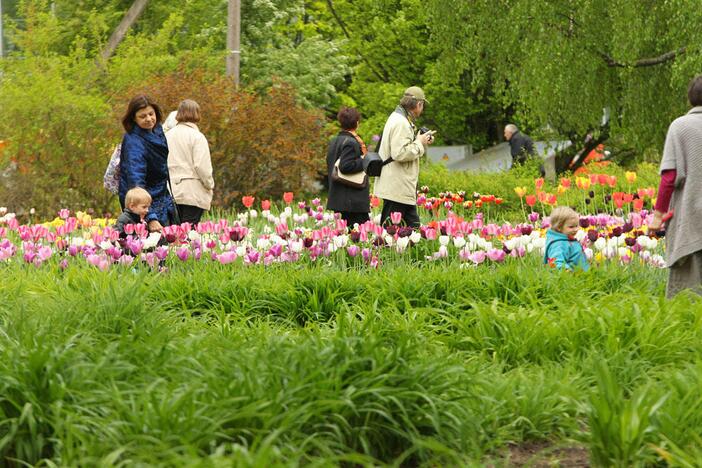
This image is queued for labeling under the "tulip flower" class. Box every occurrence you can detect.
[390,211,402,225]
[625,171,637,184]
[242,196,255,209]
[525,195,537,207]
[283,192,294,205]
[514,187,527,198]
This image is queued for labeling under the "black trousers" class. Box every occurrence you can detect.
[380,199,420,228]
[337,211,369,228]
[177,204,205,225]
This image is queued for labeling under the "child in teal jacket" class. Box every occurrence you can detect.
[544,206,590,271]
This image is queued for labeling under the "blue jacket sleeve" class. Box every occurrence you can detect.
[122,134,148,190]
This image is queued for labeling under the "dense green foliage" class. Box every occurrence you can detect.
[3,260,702,465]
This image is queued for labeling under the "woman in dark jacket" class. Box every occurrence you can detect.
[326,107,370,227]
[118,94,175,233]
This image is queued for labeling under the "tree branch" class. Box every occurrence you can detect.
[99,0,150,62]
[325,0,388,82]
[600,47,687,68]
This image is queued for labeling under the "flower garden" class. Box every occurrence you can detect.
[2,162,702,466]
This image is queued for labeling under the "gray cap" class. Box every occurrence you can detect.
[403,86,429,104]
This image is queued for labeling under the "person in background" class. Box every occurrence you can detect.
[543,206,589,271]
[326,107,370,228]
[374,86,434,228]
[504,124,535,166]
[166,99,214,225]
[115,187,151,238]
[119,94,175,232]
[649,75,702,298]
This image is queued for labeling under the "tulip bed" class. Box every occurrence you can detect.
[3,169,702,465]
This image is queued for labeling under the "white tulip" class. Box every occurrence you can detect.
[453,236,467,249]
[396,236,410,252]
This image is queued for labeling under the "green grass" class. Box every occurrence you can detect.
[2,260,702,466]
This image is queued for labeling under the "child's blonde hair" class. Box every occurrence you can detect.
[550,206,579,232]
[125,187,152,208]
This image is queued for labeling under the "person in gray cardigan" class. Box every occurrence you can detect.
[650,75,702,298]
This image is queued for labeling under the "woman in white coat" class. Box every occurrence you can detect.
[166,100,214,225]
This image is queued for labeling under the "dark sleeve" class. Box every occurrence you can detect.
[526,137,535,155]
[654,169,677,212]
[338,138,364,173]
[114,213,128,237]
[122,134,148,189]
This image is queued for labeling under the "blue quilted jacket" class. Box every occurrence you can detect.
[118,124,174,225]
[543,229,590,271]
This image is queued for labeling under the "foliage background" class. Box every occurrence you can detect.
[1,0,701,214]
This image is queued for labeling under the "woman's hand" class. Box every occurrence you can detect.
[147,220,163,232]
[648,210,664,232]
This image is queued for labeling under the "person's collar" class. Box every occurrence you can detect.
[688,106,702,115]
[179,121,199,131]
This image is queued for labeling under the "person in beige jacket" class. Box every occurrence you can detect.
[166,99,214,225]
[374,86,434,228]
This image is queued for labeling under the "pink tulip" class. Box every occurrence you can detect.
[119,255,135,266]
[510,246,526,258]
[68,244,79,257]
[275,222,289,236]
[143,252,157,268]
[59,259,69,270]
[268,244,283,258]
[347,245,360,257]
[487,249,506,262]
[134,223,147,238]
[390,211,402,225]
[37,246,52,262]
[58,209,70,219]
[155,246,169,261]
[124,223,135,235]
[244,250,260,264]
[470,251,486,264]
[7,217,19,230]
[0,227,7,239]
[176,247,190,262]
[23,251,37,264]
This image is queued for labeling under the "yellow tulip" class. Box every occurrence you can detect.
[625,171,637,184]
[514,186,527,198]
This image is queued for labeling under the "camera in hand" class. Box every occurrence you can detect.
[419,126,435,142]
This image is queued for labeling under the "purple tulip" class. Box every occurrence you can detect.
[347,245,360,257]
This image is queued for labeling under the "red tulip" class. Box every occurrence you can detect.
[525,195,537,207]
[242,196,255,208]
[283,192,294,204]
[261,199,271,210]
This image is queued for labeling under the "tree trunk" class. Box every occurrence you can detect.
[99,0,150,61]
